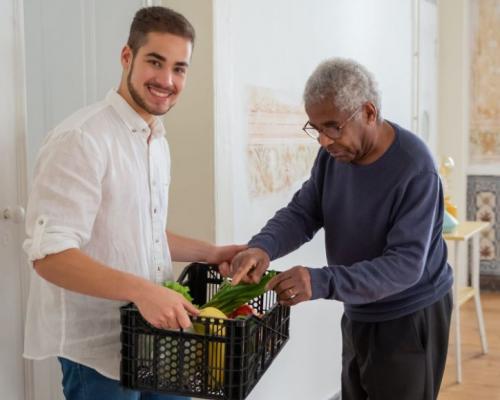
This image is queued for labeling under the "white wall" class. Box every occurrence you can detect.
[161,0,216,277]
[437,0,470,286]
[437,0,470,222]
[213,1,418,398]
[214,0,416,244]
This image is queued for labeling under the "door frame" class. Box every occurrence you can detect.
[11,0,32,398]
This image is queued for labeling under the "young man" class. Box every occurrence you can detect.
[23,7,243,400]
[222,58,453,400]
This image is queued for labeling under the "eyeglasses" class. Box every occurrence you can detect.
[302,107,362,142]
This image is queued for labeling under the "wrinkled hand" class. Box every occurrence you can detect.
[206,244,248,265]
[266,266,312,306]
[219,247,270,285]
[134,282,199,330]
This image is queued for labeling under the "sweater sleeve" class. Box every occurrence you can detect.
[308,171,442,304]
[248,153,324,259]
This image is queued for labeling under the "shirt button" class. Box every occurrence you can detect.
[132,129,137,133]
[153,208,157,214]
[155,239,160,244]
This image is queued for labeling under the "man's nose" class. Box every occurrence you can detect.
[318,132,335,147]
[158,69,174,88]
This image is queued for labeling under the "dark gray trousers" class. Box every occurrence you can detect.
[341,292,452,400]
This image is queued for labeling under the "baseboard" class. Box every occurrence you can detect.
[480,275,500,291]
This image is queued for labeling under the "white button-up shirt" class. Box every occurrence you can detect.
[23,90,173,379]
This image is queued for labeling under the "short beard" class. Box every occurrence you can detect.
[127,57,172,116]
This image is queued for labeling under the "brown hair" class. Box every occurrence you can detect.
[127,6,195,55]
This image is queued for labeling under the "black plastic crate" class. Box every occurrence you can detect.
[120,263,290,400]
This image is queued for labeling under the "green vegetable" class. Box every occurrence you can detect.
[163,280,194,302]
[202,271,278,315]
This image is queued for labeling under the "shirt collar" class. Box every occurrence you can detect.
[106,89,165,140]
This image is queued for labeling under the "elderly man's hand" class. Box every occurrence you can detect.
[266,266,312,306]
[218,247,270,285]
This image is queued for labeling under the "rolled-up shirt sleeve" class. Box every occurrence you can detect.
[23,129,105,262]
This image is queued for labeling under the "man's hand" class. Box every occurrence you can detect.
[219,247,270,285]
[266,266,312,306]
[32,248,200,329]
[206,244,248,265]
[133,282,200,330]
[166,231,246,266]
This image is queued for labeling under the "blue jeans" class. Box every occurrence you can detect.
[58,358,190,400]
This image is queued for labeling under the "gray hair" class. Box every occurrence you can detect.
[303,58,382,121]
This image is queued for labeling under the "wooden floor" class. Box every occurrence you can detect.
[438,292,500,400]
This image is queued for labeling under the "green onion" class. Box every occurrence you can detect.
[202,271,278,315]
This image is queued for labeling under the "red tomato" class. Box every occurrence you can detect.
[229,304,255,319]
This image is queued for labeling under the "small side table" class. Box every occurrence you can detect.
[443,221,489,383]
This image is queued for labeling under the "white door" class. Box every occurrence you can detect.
[0,0,30,399]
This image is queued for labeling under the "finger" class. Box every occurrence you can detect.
[272,279,294,299]
[279,292,307,307]
[277,286,296,300]
[234,244,248,253]
[265,274,280,291]
[176,307,192,329]
[276,286,296,302]
[183,300,200,316]
[279,298,296,307]
[248,259,268,284]
[155,315,171,330]
[164,311,180,330]
[238,274,255,284]
[231,258,258,285]
[266,272,291,291]
[218,261,230,277]
[221,244,248,263]
[149,319,162,329]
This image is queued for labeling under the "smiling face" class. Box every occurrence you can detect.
[118,31,192,123]
[305,101,380,164]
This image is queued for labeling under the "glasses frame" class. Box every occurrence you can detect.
[302,106,362,142]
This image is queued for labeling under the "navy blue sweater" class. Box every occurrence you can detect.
[249,122,453,322]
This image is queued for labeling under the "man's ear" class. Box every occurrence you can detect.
[363,102,378,125]
[120,45,133,69]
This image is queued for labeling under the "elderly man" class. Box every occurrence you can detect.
[222,58,453,400]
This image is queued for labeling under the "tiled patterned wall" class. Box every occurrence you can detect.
[467,175,500,290]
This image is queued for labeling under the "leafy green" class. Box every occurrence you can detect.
[163,281,194,302]
[202,271,278,315]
